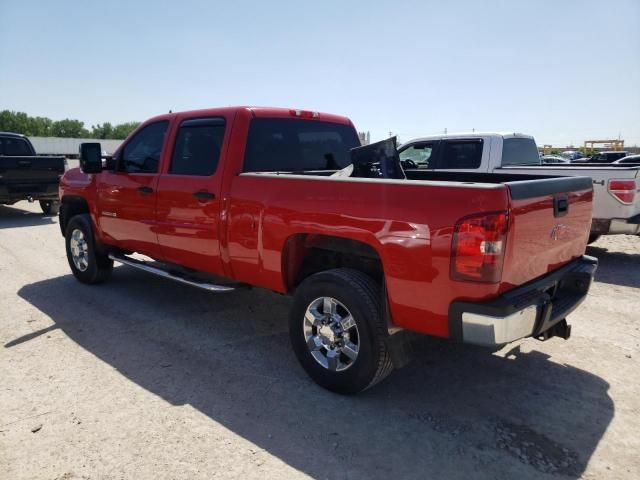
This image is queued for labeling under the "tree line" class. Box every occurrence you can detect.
[0,110,139,140]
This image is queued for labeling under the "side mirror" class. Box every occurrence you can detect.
[79,143,103,174]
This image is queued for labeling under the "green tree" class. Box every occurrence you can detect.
[50,119,90,138]
[28,116,53,136]
[91,122,114,139]
[0,110,29,133]
[0,110,138,139]
[111,122,139,140]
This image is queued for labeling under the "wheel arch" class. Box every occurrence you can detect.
[281,233,385,293]
[59,195,91,237]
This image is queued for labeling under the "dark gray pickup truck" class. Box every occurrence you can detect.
[0,132,66,214]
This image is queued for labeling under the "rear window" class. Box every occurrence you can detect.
[501,138,540,165]
[0,137,32,156]
[243,119,361,172]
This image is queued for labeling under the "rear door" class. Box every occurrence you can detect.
[96,120,169,257]
[155,116,227,275]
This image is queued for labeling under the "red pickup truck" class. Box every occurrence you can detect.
[59,106,597,393]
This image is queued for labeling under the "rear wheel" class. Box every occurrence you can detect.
[289,268,393,394]
[40,200,59,215]
[65,214,113,284]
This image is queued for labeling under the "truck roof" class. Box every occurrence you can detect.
[143,106,353,126]
[0,131,28,139]
[403,132,534,144]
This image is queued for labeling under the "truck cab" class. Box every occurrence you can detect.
[398,132,540,172]
[590,151,629,163]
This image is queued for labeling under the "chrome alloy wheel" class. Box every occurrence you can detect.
[69,228,89,272]
[303,297,360,372]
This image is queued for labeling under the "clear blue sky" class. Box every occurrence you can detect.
[1,0,639,146]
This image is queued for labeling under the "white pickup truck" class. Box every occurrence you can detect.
[398,133,640,242]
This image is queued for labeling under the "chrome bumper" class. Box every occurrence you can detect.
[461,305,538,346]
[449,256,598,347]
[609,218,640,235]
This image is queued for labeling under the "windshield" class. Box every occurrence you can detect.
[501,138,541,165]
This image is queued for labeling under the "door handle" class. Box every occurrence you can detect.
[137,186,153,194]
[193,191,215,201]
[554,195,569,218]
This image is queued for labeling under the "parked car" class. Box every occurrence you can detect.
[588,151,629,163]
[399,133,640,242]
[541,155,571,164]
[561,150,584,161]
[0,132,67,214]
[59,108,597,393]
[613,154,640,164]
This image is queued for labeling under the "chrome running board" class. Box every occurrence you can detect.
[108,253,237,292]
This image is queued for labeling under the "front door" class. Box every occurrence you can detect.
[96,120,169,258]
[155,116,227,275]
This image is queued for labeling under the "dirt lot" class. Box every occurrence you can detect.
[1,201,638,480]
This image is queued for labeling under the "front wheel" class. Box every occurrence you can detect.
[40,200,59,215]
[65,214,113,284]
[289,268,394,394]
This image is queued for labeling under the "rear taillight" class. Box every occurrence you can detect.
[608,179,636,205]
[451,211,509,283]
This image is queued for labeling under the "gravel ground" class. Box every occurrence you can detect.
[1,201,638,480]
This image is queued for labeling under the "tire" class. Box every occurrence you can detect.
[289,268,394,394]
[40,200,60,215]
[65,214,113,284]
[587,234,601,245]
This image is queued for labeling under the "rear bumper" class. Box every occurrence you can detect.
[449,255,598,347]
[592,214,640,235]
[0,182,59,203]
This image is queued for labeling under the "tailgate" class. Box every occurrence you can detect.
[500,176,593,290]
[0,156,65,185]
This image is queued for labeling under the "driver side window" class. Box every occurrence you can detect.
[120,121,169,173]
[399,143,435,168]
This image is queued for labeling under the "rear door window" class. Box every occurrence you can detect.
[438,139,483,169]
[243,118,361,172]
[501,138,541,165]
[169,118,225,176]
